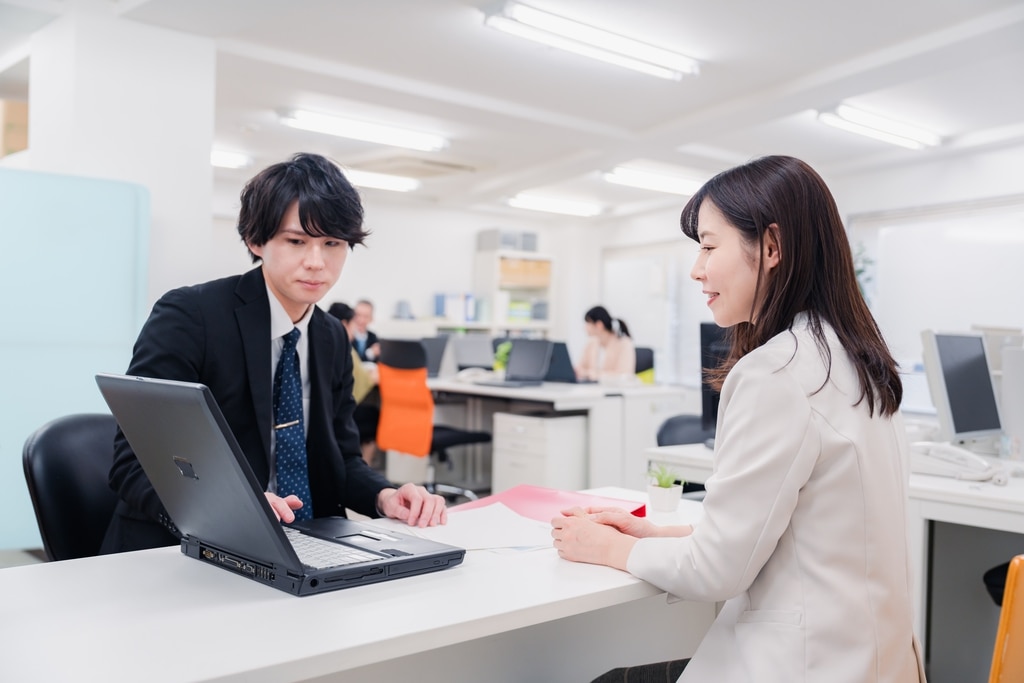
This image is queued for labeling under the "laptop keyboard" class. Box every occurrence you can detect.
[283,527,379,569]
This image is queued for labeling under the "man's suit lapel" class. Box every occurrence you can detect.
[234,267,274,467]
[307,308,337,443]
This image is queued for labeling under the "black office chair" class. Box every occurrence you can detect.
[656,414,714,500]
[635,347,654,374]
[656,414,715,448]
[377,340,491,502]
[635,346,655,383]
[22,413,119,561]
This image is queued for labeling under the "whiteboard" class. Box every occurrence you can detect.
[859,204,1024,364]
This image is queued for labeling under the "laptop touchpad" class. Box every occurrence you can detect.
[337,531,399,545]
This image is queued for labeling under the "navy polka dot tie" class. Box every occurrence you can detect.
[273,327,313,520]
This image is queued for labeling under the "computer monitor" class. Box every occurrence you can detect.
[420,335,450,378]
[700,323,730,432]
[452,335,494,371]
[544,342,577,383]
[505,339,553,382]
[921,329,1003,447]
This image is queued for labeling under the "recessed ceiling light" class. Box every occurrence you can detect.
[602,167,705,195]
[280,109,448,153]
[483,2,699,81]
[507,193,603,217]
[816,104,942,150]
[210,149,253,169]
[344,169,421,193]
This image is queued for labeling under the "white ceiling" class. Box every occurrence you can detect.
[1,0,1023,219]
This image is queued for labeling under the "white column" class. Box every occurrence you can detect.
[26,9,217,303]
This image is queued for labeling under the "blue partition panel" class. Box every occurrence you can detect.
[0,167,149,551]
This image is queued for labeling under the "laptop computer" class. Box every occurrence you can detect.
[475,339,553,388]
[452,335,494,370]
[544,341,578,383]
[420,335,450,378]
[94,373,465,596]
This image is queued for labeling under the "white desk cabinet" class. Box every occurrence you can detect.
[492,412,586,493]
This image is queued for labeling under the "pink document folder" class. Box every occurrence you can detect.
[452,484,646,522]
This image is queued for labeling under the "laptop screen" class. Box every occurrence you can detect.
[544,342,576,383]
[453,335,494,370]
[420,336,449,378]
[506,339,553,381]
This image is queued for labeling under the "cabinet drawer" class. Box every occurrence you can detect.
[492,450,546,493]
[493,413,551,441]
[494,435,545,454]
[490,412,588,492]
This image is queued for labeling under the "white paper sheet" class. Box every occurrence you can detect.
[365,502,552,551]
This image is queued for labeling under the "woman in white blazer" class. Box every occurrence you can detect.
[552,156,926,683]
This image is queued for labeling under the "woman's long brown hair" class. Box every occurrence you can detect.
[681,156,901,417]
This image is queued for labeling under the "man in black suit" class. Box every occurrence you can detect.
[100,153,446,554]
[352,299,380,361]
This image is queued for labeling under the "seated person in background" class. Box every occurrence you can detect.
[101,152,446,555]
[327,302,381,466]
[352,299,380,361]
[575,305,636,381]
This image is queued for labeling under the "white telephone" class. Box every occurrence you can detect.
[454,367,494,383]
[910,441,1008,485]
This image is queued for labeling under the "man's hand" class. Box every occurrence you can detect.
[377,483,447,527]
[264,492,304,523]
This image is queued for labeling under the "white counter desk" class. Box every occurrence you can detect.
[429,379,690,490]
[645,442,1024,681]
[1,488,714,683]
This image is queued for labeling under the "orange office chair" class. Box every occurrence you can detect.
[376,339,490,502]
[990,554,1024,682]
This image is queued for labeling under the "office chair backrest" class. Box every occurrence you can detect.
[377,339,434,456]
[22,413,119,561]
[990,554,1024,682]
[656,414,715,447]
[635,346,655,383]
[635,347,654,374]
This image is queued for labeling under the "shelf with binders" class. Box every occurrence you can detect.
[473,250,552,339]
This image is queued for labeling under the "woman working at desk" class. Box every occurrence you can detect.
[552,156,924,682]
[575,305,636,382]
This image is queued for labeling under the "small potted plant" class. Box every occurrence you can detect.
[647,464,683,513]
[492,340,513,378]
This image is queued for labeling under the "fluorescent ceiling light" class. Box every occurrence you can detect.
[210,149,253,169]
[817,104,942,150]
[483,2,698,81]
[508,193,602,217]
[344,169,421,193]
[603,167,705,195]
[280,109,448,152]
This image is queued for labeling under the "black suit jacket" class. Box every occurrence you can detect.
[355,329,379,362]
[101,267,393,553]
